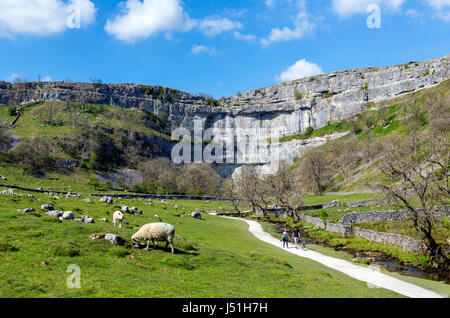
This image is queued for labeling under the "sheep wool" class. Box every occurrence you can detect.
[132,223,175,254]
[113,211,125,228]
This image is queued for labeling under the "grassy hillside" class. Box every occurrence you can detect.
[290,79,450,192]
[0,189,403,298]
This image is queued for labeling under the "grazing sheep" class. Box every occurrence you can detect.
[132,223,175,254]
[113,211,125,228]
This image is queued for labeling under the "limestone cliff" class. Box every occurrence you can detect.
[1,54,449,177]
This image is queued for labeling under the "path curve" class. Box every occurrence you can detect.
[223,217,442,298]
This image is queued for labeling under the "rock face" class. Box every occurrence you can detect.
[1,55,449,177]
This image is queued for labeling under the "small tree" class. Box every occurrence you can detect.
[376,133,449,269]
[264,162,303,222]
[297,148,331,195]
[0,124,13,154]
[222,177,242,215]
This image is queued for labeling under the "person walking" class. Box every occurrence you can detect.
[292,227,300,249]
[281,229,289,248]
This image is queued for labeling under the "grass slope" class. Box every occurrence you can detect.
[0,191,401,298]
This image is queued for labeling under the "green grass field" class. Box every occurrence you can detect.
[0,190,404,298]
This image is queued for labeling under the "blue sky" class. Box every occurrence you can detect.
[0,0,449,97]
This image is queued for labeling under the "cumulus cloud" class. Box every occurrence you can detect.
[191,44,217,56]
[233,31,256,42]
[331,0,406,17]
[5,73,20,82]
[105,0,196,42]
[261,7,315,47]
[197,16,243,37]
[0,0,96,37]
[105,0,243,42]
[277,59,323,82]
[426,0,450,21]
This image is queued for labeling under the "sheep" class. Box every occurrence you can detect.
[113,211,125,228]
[132,223,175,254]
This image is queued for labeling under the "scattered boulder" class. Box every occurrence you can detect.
[66,193,82,199]
[99,196,114,204]
[40,204,54,211]
[0,189,15,195]
[121,206,130,213]
[83,198,94,203]
[0,176,7,181]
[20,208,35,214]
[191,212,202,219]
[46,210,63,218]
[61,211,75,220]
[83,217,95,224]
[90,233,126,245]
[100,218,108,222]
[104,233,125,245]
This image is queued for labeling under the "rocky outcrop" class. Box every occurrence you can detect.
[1,55,449,176]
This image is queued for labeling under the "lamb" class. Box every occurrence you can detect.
[132,223,175,254]
[113,211,125,228]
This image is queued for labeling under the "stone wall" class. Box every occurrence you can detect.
[340,210,410,224]
[339,206,450,224]
[346,197,392,207]
[353,227,423,253]
[257,209,425,253]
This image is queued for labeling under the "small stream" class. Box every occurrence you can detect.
[270,221,449,283]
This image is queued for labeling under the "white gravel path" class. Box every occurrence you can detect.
[223,217,442,298]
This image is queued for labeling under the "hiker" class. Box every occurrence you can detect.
[281,229,289,248]
[292,227,300,249]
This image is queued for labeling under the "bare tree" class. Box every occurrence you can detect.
[0,124,13,154]
[222,177,242,215]
[297,148,331,195]
[264,162,303,222]
[234,166,269,216]
[376,133,449,268]
[180,163,221,196]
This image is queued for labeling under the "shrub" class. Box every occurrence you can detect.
[304,126,314,137]
[11,137,55,172]
[295,90,303,100]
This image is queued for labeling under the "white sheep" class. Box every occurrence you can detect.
[132,223,175,254]
[113,211,125,228]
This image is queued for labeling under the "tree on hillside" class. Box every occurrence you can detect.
[296,148,331,195]
[139,157,179,194]
[222,177,243,215]
[0,124,13,154]
[180,164,221,196]
[234,166,269,216]
[264,162,303,222]
[375,132,449,269]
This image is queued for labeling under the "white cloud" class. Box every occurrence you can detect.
[331,0,406,17]
[277,59,323,82]
[191,44,217,56]
[197,16,242,37]
[105,1,242,42]
[233,31,256,42]
[5,73,19,82]
[42,76,53,82]
[0,0,96,37]
[105,0,196,42]
[426,0,450,21]
[261,8,315,46]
